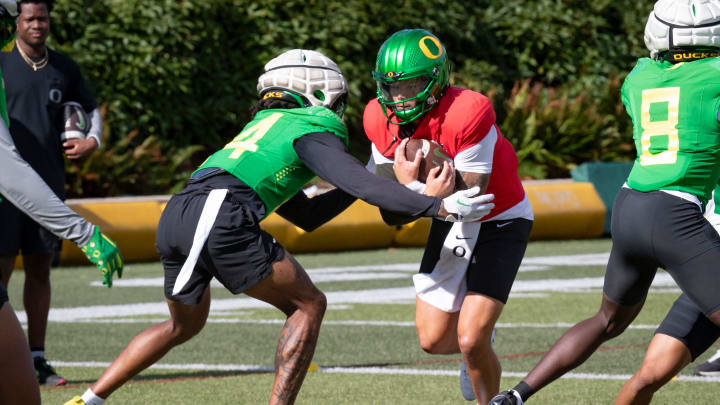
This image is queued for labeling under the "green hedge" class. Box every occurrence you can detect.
[47,0,652,196]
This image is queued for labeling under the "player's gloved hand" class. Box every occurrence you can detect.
[489,390,524,405]
[440,186,494,222]
[80,226,123,287]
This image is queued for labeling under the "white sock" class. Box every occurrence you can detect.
[31,350,44,359]
[81,388,106,405]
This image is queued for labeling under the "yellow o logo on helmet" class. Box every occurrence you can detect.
[419,36,442,59]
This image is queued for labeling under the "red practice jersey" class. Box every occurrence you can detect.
[363,86,526,220]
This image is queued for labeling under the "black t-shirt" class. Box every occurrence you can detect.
[0,45,96,199]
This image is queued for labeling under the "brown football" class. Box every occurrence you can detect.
[58,101,90,142]
[404,139,453,182]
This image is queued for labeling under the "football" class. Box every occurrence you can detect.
[58,101,90,142]
[404,138,453,182]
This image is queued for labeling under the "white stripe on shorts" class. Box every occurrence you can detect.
[172,188,228,296]
[412,221,481,312]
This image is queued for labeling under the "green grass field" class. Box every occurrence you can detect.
[7,238,720,404]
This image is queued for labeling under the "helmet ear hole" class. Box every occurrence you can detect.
[313,90,326,101]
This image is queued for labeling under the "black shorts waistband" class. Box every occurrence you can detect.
[190,167,227,181]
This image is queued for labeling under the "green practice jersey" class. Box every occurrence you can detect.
[621,57,720,205]
[196,106,348,217]
[713,183,720,215]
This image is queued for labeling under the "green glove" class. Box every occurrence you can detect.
[81,226,124,287]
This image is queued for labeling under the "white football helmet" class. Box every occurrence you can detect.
[645,0,720,59]
[0,0,17,17]
[257,49,348,115]
[0,0,16,53]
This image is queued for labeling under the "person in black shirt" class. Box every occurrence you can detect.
[0,0,103,387]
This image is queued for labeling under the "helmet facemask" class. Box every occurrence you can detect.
[375,71,442,124]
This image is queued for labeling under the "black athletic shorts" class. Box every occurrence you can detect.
[420,217,533,304]
[156,173,283,305]
[604,188,720,316]
[0,198,61,256]
[656,293,720,361]
[0,283,7,307]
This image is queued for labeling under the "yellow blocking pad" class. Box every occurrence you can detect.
[524,180,606,240]
[260,199,396,253]
[391,181,606,247]
[22,181,604,266]
[393,218,431,246]
[60,196,169,265]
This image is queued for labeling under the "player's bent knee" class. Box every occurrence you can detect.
[629,371,665,394]
[167,319,205,343]
[418,334,455,354]
[309,291,327,317]
[457,329,493,355]
[296,290,327,319]
[595,309,631,339]
[418,339,442,354]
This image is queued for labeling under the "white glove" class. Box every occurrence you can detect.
[441,187,495,222]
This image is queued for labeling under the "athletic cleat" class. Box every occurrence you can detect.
[489,390,524,405]
[459,360,475,401]
[63,396,86,405]
[459,328,497,401]
[694,350,720,376]
[35,356,67,386]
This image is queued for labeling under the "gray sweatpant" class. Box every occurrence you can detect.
[0,122,93,247]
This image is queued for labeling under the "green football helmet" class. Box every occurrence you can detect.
[372,29,450,124]
[0,0,16,53]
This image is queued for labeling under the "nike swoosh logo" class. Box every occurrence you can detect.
[455,235,472,240]
[496,221,513,228]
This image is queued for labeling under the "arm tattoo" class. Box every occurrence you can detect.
[457,171,490,194]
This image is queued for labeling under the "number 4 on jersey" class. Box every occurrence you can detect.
[223,112,283,159]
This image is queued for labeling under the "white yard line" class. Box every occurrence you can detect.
[24,276,677,323]
[87,253,613,288]
[57,318,662,330]
[48,361,720,383]
[16,252,681,323]
[18,277,678,323]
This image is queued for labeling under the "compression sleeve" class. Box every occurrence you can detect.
[275,188,357,232]
[0,122,94,246]
[294,132,442,217]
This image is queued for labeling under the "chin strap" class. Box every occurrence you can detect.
[261,89,308,108]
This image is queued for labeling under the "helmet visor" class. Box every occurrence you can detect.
[378,76,432,106]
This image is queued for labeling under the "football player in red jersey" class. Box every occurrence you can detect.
[363,29,534,404]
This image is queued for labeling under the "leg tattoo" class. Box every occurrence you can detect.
[270,310,321,405]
